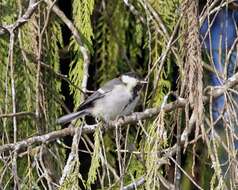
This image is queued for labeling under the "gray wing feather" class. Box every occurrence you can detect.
[78,78,122,110]
[57,78,123,124]
[57,110,86,124]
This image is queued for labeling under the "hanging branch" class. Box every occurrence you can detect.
[0,0,90,94]
[0,0,42,35]
[44,0,90,95]
[183,0,203,129]
[8,31,19,190]
[177,1,203,188]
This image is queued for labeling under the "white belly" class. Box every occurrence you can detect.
[91,85,139,121]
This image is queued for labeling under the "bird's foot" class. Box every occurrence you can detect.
[115,115,126,123]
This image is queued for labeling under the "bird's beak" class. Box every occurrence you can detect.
[139,80,148,84]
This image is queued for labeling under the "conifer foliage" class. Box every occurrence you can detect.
[0,0,237,189]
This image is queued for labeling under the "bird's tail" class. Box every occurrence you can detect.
[57,110,87,124]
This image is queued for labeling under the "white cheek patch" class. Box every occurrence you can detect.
[98,88,105,94]
[121,75,137,86]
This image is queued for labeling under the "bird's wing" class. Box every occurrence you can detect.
[78,78,122,110]
[57,110,88,124]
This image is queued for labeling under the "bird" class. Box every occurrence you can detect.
[57,72,147,124]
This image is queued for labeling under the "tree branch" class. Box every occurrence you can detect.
[0,0,42,35]
[0,71,238,154]
[0,98,186,154]
[122,176,145,190]
[0,111,35,119]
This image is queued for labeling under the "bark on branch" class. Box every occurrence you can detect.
[0,72,238,154]
[0,98,186,154]
[0,0,41,35]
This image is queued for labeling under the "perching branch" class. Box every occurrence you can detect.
[0,98,186,154]
[0,127,74,154]
[1,71,238,154]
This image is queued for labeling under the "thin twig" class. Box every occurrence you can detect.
[0,111,35,118]
[115,124,123,189]
[8,30,19,190]
[122,176,145,190]
[59,127,82,185]
[169,156,203,190]
[0,0,42,35]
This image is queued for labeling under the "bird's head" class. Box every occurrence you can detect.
[120,72,147,90]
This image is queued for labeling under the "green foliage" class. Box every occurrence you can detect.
[126,154,144,179]
[73,0,94,45]
[69,57,84,107]
[87,127,101,188]
[145,0,180,107]
[144,111,167,190]
[102,132,117,166]
[151,70,172,106]
[94,1,125,84]
[0,2,19,139]
[181,152,193,190]
[44,19,64,127]
[19,154,41,190]
[150,0,180,32]
[59,163,85,190]
[94,0,146,84]
[0,37,9,112]
[0,1,64,187]
[69,0,94,107]
[2,0,234,189]
[0,0,18,24]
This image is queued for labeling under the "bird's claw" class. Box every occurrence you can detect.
[116,115,126,123]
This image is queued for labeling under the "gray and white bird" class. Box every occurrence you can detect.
[57,72,147,124]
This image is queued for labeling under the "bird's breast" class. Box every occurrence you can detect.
[91,85,138,121]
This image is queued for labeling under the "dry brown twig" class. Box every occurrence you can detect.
[8,29,19,190]
[59,127,82,185]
